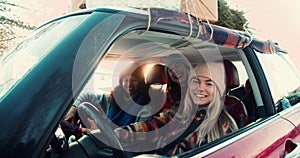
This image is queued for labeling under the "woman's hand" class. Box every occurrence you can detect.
[64,106,78,125]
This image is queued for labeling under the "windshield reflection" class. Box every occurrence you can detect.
[0,15,88,99]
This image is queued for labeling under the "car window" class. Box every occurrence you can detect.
[76,29,260,153]
[256,50,300,111]
[232,61,248,85]
[0,15,88,99]
[84,60,133,94]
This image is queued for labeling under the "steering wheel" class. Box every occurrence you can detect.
[77,102,126,157]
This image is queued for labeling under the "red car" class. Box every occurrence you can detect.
[0,7,299,158]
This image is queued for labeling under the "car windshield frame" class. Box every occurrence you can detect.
[0,14,89,99]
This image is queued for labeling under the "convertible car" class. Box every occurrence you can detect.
[0,7,299,158]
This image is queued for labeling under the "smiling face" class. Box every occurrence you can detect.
[167,62,189,85]
[122,75,139,96]
[189,76,215,106]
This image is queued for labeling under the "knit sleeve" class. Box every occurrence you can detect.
[114,116,167,144]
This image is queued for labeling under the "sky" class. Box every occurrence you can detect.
[228,0,300,71]
[8,0,300,70]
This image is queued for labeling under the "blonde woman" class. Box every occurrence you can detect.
[114,61,238,156]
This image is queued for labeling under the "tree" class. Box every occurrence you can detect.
[0,0,35,54]
[216,0,250,32]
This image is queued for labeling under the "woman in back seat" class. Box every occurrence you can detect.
[161,54,191,113]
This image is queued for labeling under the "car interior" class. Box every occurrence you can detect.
[48,29,268,157]
[92,29,262,125]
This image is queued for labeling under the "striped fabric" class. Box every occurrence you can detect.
[250,39,280,54]
[148,8,279,54]
[114,110,233,156]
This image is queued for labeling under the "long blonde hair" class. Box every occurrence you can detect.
[177,61,238,145]
[179,83,238,145]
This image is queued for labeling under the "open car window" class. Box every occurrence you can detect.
[75,29,259,156]
[256,50,300,112]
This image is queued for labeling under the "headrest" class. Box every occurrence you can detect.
[223,60,240,90]
[119,63,146,84]
[145,64,168,85]
[244,79,252,92]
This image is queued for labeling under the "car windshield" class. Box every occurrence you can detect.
[0,15,88,99]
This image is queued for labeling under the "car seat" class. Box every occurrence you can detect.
[145,64,168,89]
[138,63,168,119]
[223,60,249,128]
[241,79,257,122]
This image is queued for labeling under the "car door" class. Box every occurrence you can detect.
[256,48,300,157]
[278,104,300,158]
[181,46,300,157]
[193,115,297,158]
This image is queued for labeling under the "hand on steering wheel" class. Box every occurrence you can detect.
[77,102,124,151]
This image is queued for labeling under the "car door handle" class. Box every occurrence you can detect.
[284,139,300,158]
